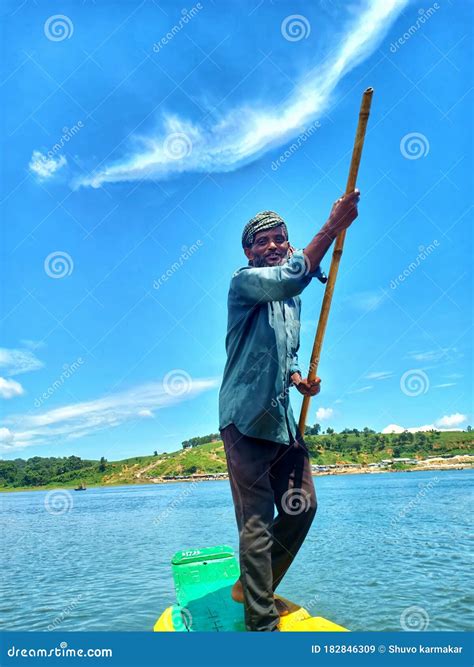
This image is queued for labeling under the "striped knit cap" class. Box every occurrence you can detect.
[241,211,288,248]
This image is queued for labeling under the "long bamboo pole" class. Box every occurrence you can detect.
[298,87,374,435]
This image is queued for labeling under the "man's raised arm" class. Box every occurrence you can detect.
[303,190,360,273]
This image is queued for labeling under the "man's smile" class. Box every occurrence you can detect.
[265,251,283,263]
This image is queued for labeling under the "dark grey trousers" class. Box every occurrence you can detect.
[220,422,317,632]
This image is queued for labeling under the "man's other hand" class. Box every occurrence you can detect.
[291,373,321,396]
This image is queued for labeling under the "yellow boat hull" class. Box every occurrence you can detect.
[155,546,348,632]
[154,596,348,632]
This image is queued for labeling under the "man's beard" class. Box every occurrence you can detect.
[251,249,290,268]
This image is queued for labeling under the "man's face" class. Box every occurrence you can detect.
[244,225,290,268]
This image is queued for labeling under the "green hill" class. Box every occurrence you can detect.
[1,430,472,491]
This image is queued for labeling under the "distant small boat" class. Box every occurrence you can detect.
[74,482,86,491]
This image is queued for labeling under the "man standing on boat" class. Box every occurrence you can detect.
[219,191,360,632]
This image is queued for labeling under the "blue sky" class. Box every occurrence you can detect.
[1,0,472,460]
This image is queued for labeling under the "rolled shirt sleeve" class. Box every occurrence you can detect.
[230,250,326,304]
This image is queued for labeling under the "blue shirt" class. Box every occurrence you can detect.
[218,250,326,445]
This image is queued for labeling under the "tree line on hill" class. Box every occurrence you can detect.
[1,427,471,489]
[304,427,467,459]
[0,455,108,488]
[182,433,220,449]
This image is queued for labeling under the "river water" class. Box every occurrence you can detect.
[1,469,472,632]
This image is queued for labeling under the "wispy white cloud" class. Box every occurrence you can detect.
[348,385,373,394]
[1,376,220,452]
[20,339,46,351]
[383,412,468,433]
[29,150,67,180]
[364,371,393,380]
[75,0,408,188]
[406,347,458,363]
[0,347,44,376]
[348,290,387,313]
[433,382,456,389]
[0,377,24,399]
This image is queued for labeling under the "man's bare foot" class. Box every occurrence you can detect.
[231,580,290,616]
[274,598,290,616]
[231,579,244,603]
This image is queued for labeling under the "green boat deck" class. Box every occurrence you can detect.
[154,545,348,632]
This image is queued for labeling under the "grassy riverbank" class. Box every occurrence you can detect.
[1,430,473,492]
